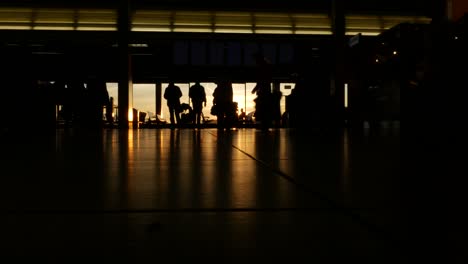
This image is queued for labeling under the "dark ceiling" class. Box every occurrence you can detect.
[0,0,444,82]
[0,0,443,17]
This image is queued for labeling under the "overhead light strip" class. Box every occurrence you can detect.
[0,7,430,35]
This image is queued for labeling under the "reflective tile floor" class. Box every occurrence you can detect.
[0,126,402,261]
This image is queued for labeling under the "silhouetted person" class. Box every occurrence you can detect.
[238,108,246,124]
[164,82,182,128]
[189,81,206,127]
[252,53,273,130]
[212,80,234,129]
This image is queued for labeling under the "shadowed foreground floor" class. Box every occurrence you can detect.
[0,126,402,261]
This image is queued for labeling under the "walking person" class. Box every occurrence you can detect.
[189,81,207,128]
[164,82,183,129]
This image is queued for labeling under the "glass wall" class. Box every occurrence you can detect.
[106,82,118,122]
[232,83,246,116]
[245,83,258,116]
[106,81,296,125]
[133,84,156,122]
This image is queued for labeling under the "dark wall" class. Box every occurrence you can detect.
[0,30,331,83]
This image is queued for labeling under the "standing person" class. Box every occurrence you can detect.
[212,80,234,130]
[163,82,182,128]
[189,81,206,128]
[251,53,273,131]
[238,108,246,124]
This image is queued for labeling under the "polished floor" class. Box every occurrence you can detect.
[0,125,402,261]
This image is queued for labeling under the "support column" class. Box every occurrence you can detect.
[156,82,162,117]
[272,82,280,92]
[117,0,133,129]
[331,0,346,126]
[272,82,281,127]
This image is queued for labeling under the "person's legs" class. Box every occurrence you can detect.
[193,103,202,126]
[169,106,175,125]
[192,112,197,125]
[196,112,201,125]
[217,113,224,129]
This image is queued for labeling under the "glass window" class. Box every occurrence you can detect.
[133,84,156,121]
[191,41,207,65]
[262,43,277,64]
[106,82,118,104]
[209,41,224,65]
[244,42,259,66]
[106,82,119,120]
[279,43,294,64]
[177,83,190,105]
[245,83,257,116]
[174,41,189,65]
[232,83,246,116]
[226,41,241,66]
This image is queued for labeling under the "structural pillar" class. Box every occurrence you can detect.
[117,0,133,128]
[331,0,346,126]
[156,82,162,117]
[272,82,280,92]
